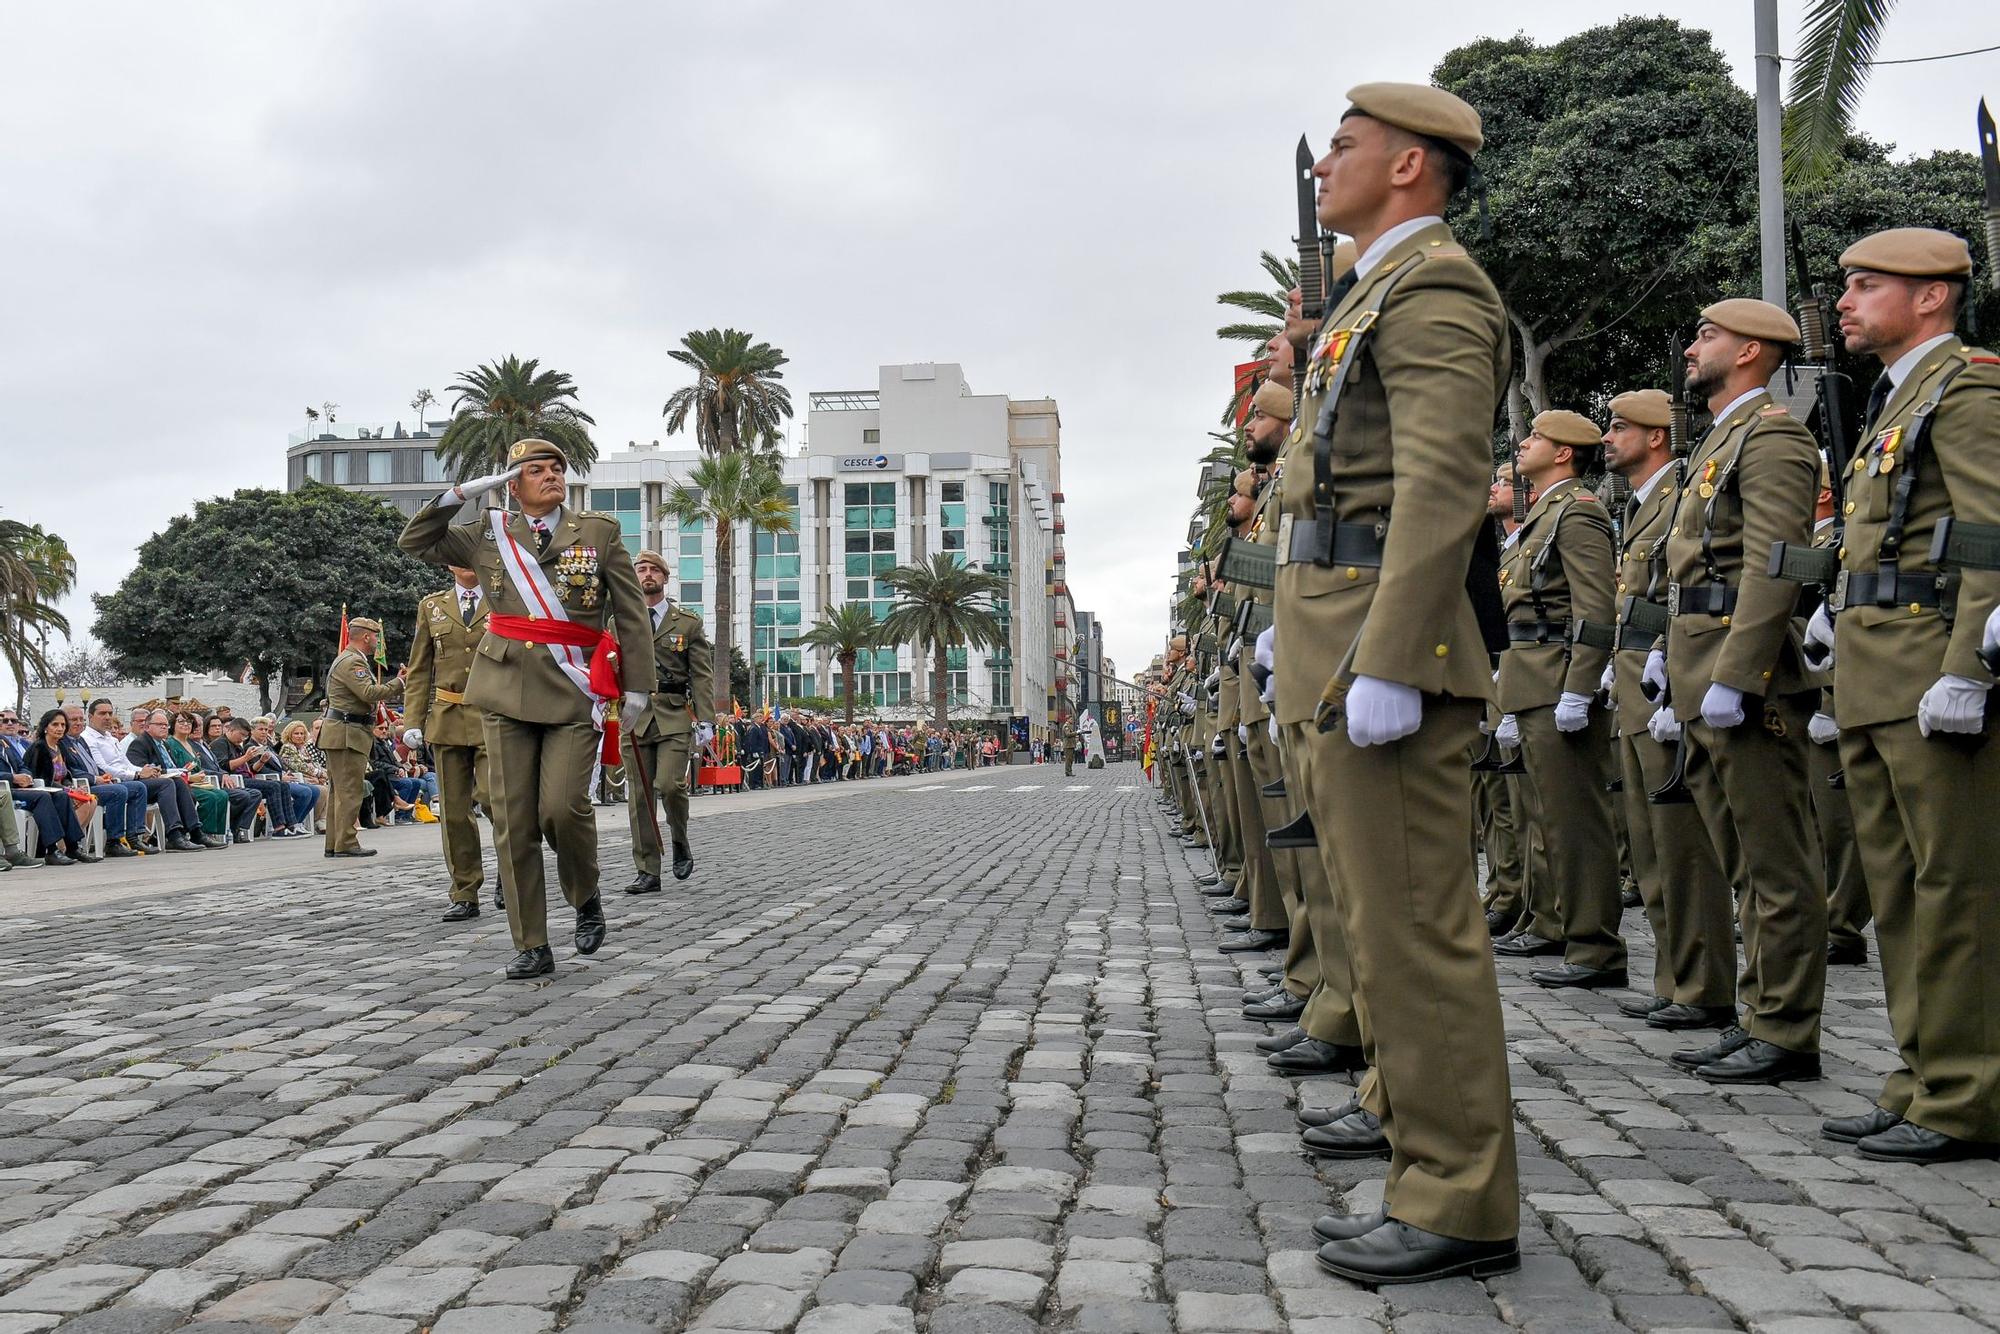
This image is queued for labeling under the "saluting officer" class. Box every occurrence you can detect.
[404,565,495,921]
[1819,228,2000,1162]
[1492,410,1623,988]
[624,549,715,894]
[399,438,655,980]
[320,618,404,858]
[1278,83,1518,1284]
[1653,298,1827,1085]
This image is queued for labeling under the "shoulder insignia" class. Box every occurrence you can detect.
[1423,243,1469,260]
[352,667,371,680]
[1969,355,2000,365]
[1575,491,1598,503]
[1758,405,1789,417]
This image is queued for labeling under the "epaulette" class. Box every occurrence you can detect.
[1574,491,1598,503]
[1423,242,1469,260]
[1758,405,1789,417]
[1962,348,2000,365]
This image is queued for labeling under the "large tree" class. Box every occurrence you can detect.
[0,517,75,713]
[876,554,1008,730]
[799,602,882,725]
[434,355,597,484]
[660,452,794,716]
[662,328,794,458]
[94,485,438,713]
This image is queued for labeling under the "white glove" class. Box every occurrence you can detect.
[1807,711,1839,745]
[1985,603,2000,658]
[1254,626,1275,672]
[1343,675,1423,747]
[1599,661,1615,694]
[621,690,650,723]
[401,728,424,749]
[446,464,522,506]
[1805,604,1836,668]
[1918,674,1991,737]
[1700,683,1745,729]
[1641,649,1668,701]
[1554,692,1592,733]
[1647,706,1681,743]
[1236,723,1247,745]
[1259,671,1277,705]
[1495,714,1520,749]
[1177,692,1196,710]
[1267,715,1279,745]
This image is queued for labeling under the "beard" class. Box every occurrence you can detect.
[1685,360,1726,403]
[1245,435,1280,465]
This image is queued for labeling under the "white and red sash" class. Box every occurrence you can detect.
[486,510,622,708]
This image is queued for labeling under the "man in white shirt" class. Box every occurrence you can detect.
[82,697,203,852]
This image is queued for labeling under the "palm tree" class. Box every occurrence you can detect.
[660,453,794,715]
[662,329,795,457]
[0,518,75,713]
[1215,250,1299,423]
[876,553,1009,730]
[1782,0,1899,189]
[799,602,882,725]
[435,355,597,484]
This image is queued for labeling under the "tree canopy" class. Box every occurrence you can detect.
[93,484,439,712]
[434,355,597,483]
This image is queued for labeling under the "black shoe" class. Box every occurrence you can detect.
[359,817,380,830]
[43,849,75,867]
[104,841,137,859]
[1220,929,1286,953]
[69,848,101,864]
[1193,870,1217,886]
[1857,1121,2000,1163]
[1313,1205,1389,1243]
[1256,1025,1309,1054]
[1208,897,1250,915]
[1493,931,1563,957]
[1268,1038,1365,1075]
[1315,1220,1519,1285]
[1241,987,1287,1007]
[1301,1108,1391,1159]
[1670,1025,1751,1070]
[1827,939,1868,966]
[626,872,662,895]
[1220,915,1254,931]
[1823,1107,1903,1145]
[672,848,694,880]
[492,890,506,910]
[1485,908,1519,937]
[1296,1098,1362,1130]
[574,898,607,955]
[1265,810,1317,848]
[166,832,201,852]
[1648,1003,1736,1031]
[1530,963,1628,990]
[1243,992,1307,1022]
[441,902,479,923]
[1258,965,1284,981]
[1200,881,1237,898]
[1621,886,1642,909]
[506,945,554,979]
[1617,995,1672,1018]
[325,847,378,858]
[200,834,227,849]
[1695,1038,1821,1085]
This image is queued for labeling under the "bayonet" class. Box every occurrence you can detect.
[1293,135,1324,418]
[1980,100,2000,293]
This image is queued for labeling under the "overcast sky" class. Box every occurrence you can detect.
[3,2,1994,696]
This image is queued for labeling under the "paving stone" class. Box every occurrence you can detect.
[335,1267,480,1319]
[688,1283,809,1330]
[792,1306,915,1334]
[0,1264,146,1314]
[194,1279,343,1328]
[430,1305,555,1334]
[463,1264,579,1306]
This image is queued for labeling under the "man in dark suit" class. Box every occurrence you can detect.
[126,709,221,847]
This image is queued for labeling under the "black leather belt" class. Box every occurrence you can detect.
[1572,620,1617,652]
[1506,621,1570,645]
[1618,629,1660,652]
[1286,519,1387,567]
[325,709,373,725]
[1830,569,1942,611]
[1666,582,1737,617]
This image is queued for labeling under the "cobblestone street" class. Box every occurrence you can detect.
[0,765,1994,1334]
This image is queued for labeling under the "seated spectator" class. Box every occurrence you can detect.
[84,699,205,852]
[203,714,227,748]
[251,716,319,834]
[213,717,304,837]
[394,731,442,811]
[52,705,147,857]
[21,708,103,847]
[1,724,98,865]
[166,710,261,842]
[280,720,329,834]
[366,720,421,824]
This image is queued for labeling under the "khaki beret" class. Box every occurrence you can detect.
[1608,389,1672,430]
[633,549,670,574]
[1251,379,1293,421]
[1531,409,1602,448]
[1330,239,1359,281]
[507,437,570,468]
[349,617,382,635]
[1343,82,1483,158]
[1699,298,1800,345]
[1233,468,1258,498]
[1839,226,1973,279]
[1170,634,1188,651]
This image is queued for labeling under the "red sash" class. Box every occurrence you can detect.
[487,613,624,700]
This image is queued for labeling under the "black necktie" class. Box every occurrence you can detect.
[461,595,476,626]
[1864,373,1893,431]
[1623,495,1641,534]
[532,518,551,553]
[1323,271,1358,313]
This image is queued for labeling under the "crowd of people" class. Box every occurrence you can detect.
[686,712,1006,792]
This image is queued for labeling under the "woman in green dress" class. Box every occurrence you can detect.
[165,710,256,839]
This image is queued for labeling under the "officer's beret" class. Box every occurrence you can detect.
[1608,389,1672,429]
[1331,239,1359,281]
[1251,380,1293,422]
[1699,298,1800,346]
[350,617,382,635]
[1531,409,1601,448]
[1839,227,1973,279]
[508,437,570,468]
[1233,468,1258,499]
[1343,82,1483,158]
[634,549,670,574]
[1170,634,1188,651]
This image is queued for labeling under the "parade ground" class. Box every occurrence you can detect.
[0,767,1993,1334]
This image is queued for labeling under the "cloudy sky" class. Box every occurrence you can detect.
[3,2,1994,694]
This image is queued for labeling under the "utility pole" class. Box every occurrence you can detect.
[1754,0,1787,305]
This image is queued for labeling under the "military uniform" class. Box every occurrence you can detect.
[1062,724,1076,777]
[1663,302,1826,1064]
[1829,228,2000,1148]
[1497,432,1623,979]
[1275,201,1516,1241]
[1806,518,1868,961]
[319,629,404,856]
[406,584,492,907]
[398,440,655,960]
[626,587,715,884]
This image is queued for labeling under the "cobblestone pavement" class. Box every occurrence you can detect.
[0,765,1994,1334]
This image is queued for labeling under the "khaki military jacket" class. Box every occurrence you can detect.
[1610,466,1681,737]
[1834,337,2000,728]
[1272,221,1508,725]
[1497,478,1615,713]
[404,588,490,748]
[1663,390,1820,709]
[399,501,656,727]
[1239,487,1280,727]
[630,600,715,741]
[321,648,403,754]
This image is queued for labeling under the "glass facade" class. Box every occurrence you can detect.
[589,487,644,545]
[753,486,803,702]
[842,482,899,621]
[672,513,704,620]
[988,479,1013,709]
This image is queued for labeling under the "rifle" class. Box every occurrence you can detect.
[1768,218,1855,595]
[1645,332,1696,806]
[1292,134,1331,420]
[1981,100,2000,296]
